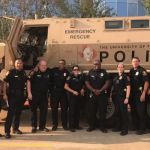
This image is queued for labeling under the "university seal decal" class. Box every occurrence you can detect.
[81,45,97,62]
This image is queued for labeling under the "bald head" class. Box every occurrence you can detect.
[38,60,47,72]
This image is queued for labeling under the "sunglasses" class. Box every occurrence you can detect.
[73,68,79,71]
[59,62,65,64]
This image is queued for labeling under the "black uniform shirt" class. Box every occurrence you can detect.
[51,67,69,92]
[112,73,130,96]
[66,74,84,93]
[129,66,148,92]
[29,69,50,93]
[4,69,27,90]
[85,69,109,89]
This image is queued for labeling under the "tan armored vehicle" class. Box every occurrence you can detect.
[0,16,150,123]
[1,16,150,72]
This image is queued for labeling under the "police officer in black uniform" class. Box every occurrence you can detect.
[0,80,4,137]
[85,60,110,132]
[64,65,85,132]
[27,60,50,133]
[129,57,149,135]
[50,59,69,131]
[3,59,28,139]
[111,63,130,136]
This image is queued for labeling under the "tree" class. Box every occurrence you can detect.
[0,17,14,41]
[54,0,72,17]
[55,0,112,18]
[0,0,9,16]
[0,0,57,19]
[79,0,94,17]
[0,0,112,19]
[0,0,112,41]
[143,0,150,15]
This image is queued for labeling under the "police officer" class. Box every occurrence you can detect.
[85,60,110,132]
[64,65,84,132]
[50,59,69,131]
[111,63,130,136]
[129,57,149,135]
[0,80,3,137]
[3,59,28,139]
[27,60,50,133]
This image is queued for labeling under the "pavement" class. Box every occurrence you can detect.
[0,109,150,150]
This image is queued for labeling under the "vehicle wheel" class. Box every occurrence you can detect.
[147,98,150,117]
[106,101,115,128]
[106,101,115,119]
[146,97,150,128]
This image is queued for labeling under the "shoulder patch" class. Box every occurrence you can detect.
[23,71,27,76]
[66,76,71,81]
[28,70,35,79]
[148,89,150,95]
[5,71,10,76]
[142,71,147,76]
[88,69,94,75]
[127,76,130,81]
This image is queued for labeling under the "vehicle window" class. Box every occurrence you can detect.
[105,20,123,29]
[131,20,149,28]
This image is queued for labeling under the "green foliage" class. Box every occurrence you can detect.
[0,0,112,18]
[55,0,112,18]
[0,17,14,41]
[0,0,112,40]
[144,0,150,15]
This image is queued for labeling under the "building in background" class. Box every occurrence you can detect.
[69,0,146,16]
[105,0,146,16]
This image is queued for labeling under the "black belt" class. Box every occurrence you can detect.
[9,89,24,92]
[32,90,48,94]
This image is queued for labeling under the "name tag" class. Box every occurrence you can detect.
[37,75,41,77]
[44,75,49,78]
[100,73,104,77]
[91,75,95,78]
[135,72,139,76]
[119,76,122,80]
[64,73,66,77]
[116,80,119,84]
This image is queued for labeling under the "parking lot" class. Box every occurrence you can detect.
[0,109,150,150]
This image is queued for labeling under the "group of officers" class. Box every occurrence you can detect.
[1,57,150,139]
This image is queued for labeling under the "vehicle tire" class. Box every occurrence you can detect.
[146,96,150,128]
[106,101,115,127]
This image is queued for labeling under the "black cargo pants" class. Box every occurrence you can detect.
[130,92,146,131]
[68,94,81,129]
[29,91,48,129]
[113,95,128,132]
[87,92,108,129]
[5,90,25,133]
[50,91,68,128]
